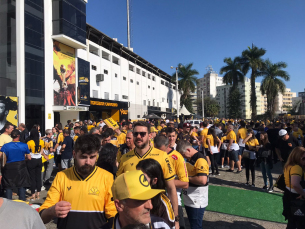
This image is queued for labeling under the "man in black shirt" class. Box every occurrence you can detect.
[60,129,74,170]
[177,123,191,143]
[18,123,29,143]
[276,129,299,167]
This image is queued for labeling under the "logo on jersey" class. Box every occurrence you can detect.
[130,163,134,166]
[89,187,100,196]
[139,174,149,187]
[165,158,173,174]
[67,186,72,191]
[171,155,178,160]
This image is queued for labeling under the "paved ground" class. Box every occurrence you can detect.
[22,161,287,229]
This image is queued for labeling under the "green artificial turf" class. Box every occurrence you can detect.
[205,185,286,223]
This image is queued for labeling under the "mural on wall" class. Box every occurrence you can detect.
[0,96,18,134]
[53,41,76,106]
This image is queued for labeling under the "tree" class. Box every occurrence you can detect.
[240,45,266,121]
[220,56,244,119]
[259,59,290,119]
[227,88,242,119]
[220,57,244,89]
[171,63,199,108]
[199,97,220,117]
[184,96,194,114]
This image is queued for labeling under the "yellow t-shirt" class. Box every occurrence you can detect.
[292,129,304,140]
[157,126,163,131]
[245,138,259,147]
[0,134,12,147]
[226,130,236,142]
[44,138,54,160]
[200,128,209,148]
[117,133,126,146]
[87,125,95,131]
[206,135,219,147]
[238,128,247,140]
[27,139,45,154]
[284,165,305,190]
[221,136,227,143]
[186,156,209,177]
[73,135,79,142]
[117,146,175,181]
[57,132,64,144]
[39,166,117,228]
[168,150,189,182]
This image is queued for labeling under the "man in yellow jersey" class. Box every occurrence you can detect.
[42,129,55,186]
[73,126,80,142]
[154,135,189,229]
[86,120,95,132]
[177,140,209,229]
[0,123,13,151]
[114,128,126,146]
[121,122,128,134]
[117,131,135,164]
[226,125,241,173]
[39,134,117,229]
[117,121,179,229]
[200,121,210,168]
[101,170,169,229]
[157,121,166,132]
[237,121,247,167]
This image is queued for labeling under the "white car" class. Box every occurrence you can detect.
[185,120,201,128]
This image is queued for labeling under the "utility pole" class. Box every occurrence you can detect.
[202,90,204,118]
[127,0,131,49]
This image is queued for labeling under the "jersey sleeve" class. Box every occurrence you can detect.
[162,154,176,181]
[116,150,122,163]
[104,174,117,219]
[195,158,209,176]
[291,165,303,177]
[39,172,63,213]
[176,155,189,182]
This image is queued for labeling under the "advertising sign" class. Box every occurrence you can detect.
[53,41,76,106]
[0,96,18,134]
[77,58,90,106]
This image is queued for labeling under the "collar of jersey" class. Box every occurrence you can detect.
[112,214,152,229]
[168,148,174,155]
[73,166,98,181]
[134,146,153,159]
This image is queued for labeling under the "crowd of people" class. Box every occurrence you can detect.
[0,117,305,229]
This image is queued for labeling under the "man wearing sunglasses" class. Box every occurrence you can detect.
[117,121,180,229]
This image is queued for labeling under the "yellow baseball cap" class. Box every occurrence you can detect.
[112,170,164,201]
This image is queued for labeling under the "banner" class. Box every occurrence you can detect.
[53,41,76,106]
[77,58,90,106]
[0,96,18,134]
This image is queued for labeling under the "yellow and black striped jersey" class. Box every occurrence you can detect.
[159,193,175,228]
[39,166,117,229]
[167,149,189,182]
[43,137,54,160]
[27,139,44,154]
[117,146,175,181]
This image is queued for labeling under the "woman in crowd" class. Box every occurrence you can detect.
[96,143,118,178]
[206,128,221,175]
[257,132,273,192]
[136,159,175,229]
[282,147,305,229]
[190,126,200,150]
[242,129,259,187]
[26,128,45,200]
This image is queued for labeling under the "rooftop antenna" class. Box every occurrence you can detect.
[205,65,216,73]
[127,0,131,49]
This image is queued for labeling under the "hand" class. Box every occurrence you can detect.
[53,201,72,218]
[296,195,304,200]
[248,133,253,138]
[44,155,49,161]
[175,221,179,229]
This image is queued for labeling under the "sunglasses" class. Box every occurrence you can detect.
[133,132,147,138]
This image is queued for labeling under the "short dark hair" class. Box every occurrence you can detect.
[240,121,246,127]
[97,143,118,166]
[74,134,100,155]
[166,127,177,135]
[19,123,26,129]
[11,129,20,138]
[202,121,208,127]
[74,126,81,130]
[4,123,13,131]
[160,121,165,125]
[63,129,70,135]
[101,131,111,139]
[154,135,169,148]
[133,121,151,134]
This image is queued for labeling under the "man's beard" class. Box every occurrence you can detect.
[74,158,95,178]
[135,138,149,149]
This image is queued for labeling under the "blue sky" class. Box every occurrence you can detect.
[87,0,305,94]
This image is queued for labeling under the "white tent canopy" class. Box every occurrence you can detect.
[179,105,192,116]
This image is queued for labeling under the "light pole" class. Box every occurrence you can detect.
[171,65,181,123]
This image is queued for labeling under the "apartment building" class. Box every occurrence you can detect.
[274,88,296,113]
[189,86,198,114]
[216,78,263,119]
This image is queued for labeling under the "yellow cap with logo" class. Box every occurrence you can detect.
[112,170,164,201]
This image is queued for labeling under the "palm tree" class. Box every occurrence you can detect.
[171,63,199,107]
[240,45,266,120]
[220,57,244,89]
[259,59,290,119]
